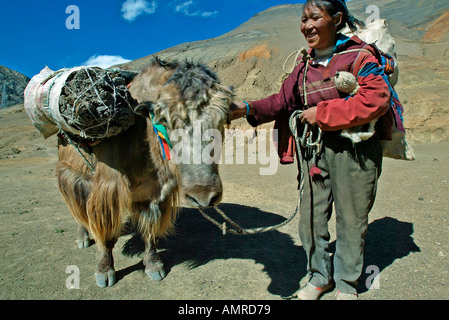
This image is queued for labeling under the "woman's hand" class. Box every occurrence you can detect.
[299,107,318,126]
[229,102,252,121]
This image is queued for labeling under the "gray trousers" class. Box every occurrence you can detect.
[298,134,383,294]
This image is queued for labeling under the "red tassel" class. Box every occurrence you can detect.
[162,139,171,161]
[309,165,322,178]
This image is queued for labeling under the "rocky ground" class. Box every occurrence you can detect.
[0,105,447,300]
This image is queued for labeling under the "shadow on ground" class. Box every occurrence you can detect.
[358,216,421,293]
[122,204,420,297]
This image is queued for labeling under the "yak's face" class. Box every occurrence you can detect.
[173,119,227,208]
[130,59,234,208]
[165,71,233,209]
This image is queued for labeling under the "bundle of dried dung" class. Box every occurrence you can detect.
[58,68,138,139]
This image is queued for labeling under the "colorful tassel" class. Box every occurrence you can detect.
[309,165,322,178]
[150,112,173,161]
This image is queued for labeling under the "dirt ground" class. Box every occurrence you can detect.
[0,105,447,301]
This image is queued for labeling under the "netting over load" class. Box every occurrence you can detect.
[24,66,138,140]
[59,67,136,139]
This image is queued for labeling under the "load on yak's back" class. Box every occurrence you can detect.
[24,66,138,140]
[342,19,415,161]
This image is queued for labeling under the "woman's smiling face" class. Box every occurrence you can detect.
[301,4,342,50]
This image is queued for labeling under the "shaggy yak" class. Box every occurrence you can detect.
[56,59,233,287]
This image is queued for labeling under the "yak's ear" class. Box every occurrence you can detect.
[134,102,154,118]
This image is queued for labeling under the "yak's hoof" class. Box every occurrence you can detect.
[77,238,90,249]
[145,269,166,281]
[145,261,166,281]
[95,269,116,288]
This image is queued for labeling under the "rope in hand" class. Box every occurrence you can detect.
[289,47,323,178]
[289,110,323,179]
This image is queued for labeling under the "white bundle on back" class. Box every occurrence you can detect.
[342,18,399,86]
[24,66,137,140]
[339,19,415,160]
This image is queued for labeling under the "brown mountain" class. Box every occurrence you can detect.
[122,0,449,144]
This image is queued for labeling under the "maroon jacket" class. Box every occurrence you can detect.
[249,35,394,164]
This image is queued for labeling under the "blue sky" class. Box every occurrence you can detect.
[0,0,305,78]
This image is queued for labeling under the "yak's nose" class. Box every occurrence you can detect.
[208,192,222,207]
[185,190,222,208]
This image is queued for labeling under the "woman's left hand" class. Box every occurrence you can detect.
[299,107,318,126]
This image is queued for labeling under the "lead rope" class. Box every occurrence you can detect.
[198,204,300,236]
[290,48,323,178]
[198,49,322,236]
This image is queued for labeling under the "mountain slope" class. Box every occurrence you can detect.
[0,66,30,109]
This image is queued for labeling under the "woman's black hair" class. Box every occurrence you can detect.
[303,0,365,32]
